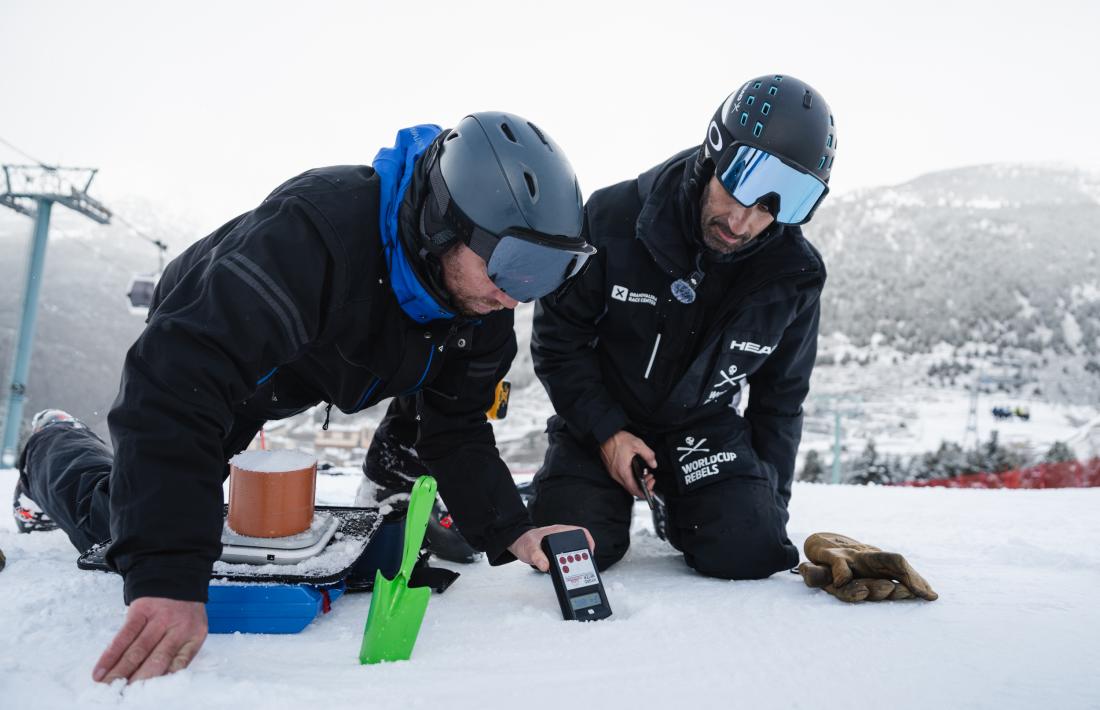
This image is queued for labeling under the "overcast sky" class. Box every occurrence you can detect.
[2,0,1098,239]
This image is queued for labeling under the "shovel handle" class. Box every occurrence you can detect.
[398,476,437,580]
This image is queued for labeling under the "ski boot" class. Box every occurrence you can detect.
[358,424,481,564]
[11,409,84,534]
[29,409,85,435]
[12,479,58,534]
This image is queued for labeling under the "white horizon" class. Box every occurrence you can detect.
[2,0,1098,236]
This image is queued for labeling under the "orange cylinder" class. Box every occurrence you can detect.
[227,450,317,538]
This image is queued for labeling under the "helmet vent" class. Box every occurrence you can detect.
[803,92,814,109]
[774,75,783,82]
[523,171,538,199]
[761,102,771,116]
[500,122,518,143]
[753,81,762,89]
[753,122,764,138]
[527,121,553,150]
[818,156,827,170]
[768,85,778,96]
[826,134,833,148]
[446,131,460,141]
[829,113,834,126]
[746,96,756,106]
[740,112,749,126]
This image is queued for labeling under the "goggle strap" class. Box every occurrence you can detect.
[468,230,498,264]
[419,195,460,253]
[428,160,451,214]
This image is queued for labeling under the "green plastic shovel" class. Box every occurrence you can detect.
[359,475,437,664]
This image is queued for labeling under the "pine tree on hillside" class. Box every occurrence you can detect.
[1044,440,1076,464]
[799,450,825,483]
[885,454,906,483]
[967,430,1027,473]
[849,439,892,485]
[916,440,969,480]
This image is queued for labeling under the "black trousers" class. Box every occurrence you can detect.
[527,417,799,579]
[17,415,265,554]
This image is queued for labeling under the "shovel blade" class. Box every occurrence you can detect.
[359,570,432,664]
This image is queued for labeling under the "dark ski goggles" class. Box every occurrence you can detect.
[479,230,596,302]
[716,144,828,225]
[423,159,595,302]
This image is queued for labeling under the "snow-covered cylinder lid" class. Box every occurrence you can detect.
[228,449,317,538]
[230,449,316,473]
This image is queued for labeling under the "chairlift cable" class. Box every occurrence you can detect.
[2,135,170,256]
[0,135,52,169]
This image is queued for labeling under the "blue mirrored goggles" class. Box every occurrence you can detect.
[716,144,828,225]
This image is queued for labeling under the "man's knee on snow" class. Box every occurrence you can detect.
[529,424,635,572]
[669,480,798,580]
[682,535,797,580]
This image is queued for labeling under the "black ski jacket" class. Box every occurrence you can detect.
[107,164,531,604]
[532,148,825,505]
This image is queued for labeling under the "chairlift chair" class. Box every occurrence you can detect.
[126,272,159,315]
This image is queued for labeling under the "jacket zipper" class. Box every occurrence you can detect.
[644,332,662,379]
[353,377,383,411]
[402,344,436,394]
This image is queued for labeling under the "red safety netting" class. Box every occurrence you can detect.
[900,458,1100,489]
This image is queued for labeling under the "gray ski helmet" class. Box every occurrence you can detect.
[425,112,585,253]
[421,112,594,302]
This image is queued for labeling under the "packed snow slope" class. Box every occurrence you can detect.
[0,466,1097,710]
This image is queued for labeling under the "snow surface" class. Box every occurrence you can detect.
[1,466,1097,710]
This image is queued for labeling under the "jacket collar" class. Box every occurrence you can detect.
[373,124,456,323]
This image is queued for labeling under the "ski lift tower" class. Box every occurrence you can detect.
[0,164,111,465]
[812,394,860,484]
[963,369,1001,450]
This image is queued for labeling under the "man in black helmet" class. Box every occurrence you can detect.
[528,76,937,602]
[13,112,596,683]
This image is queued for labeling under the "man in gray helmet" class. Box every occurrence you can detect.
[528,75,938,604]
[14,112,596,683]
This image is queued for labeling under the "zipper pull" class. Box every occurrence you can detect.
[644,331,663,380]
[322,402,333,430]
[440,322,461,352]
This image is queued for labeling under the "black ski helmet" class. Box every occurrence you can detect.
[703,74,836,223]
[421,111,594,302]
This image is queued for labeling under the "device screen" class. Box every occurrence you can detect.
[569,592,603,611]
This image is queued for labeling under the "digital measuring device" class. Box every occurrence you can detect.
[541,529,612,621]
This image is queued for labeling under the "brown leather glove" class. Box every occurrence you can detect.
[797,532,938,602]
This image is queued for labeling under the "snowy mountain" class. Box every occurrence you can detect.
[3,163,1099,448]
[809,164,1100,357]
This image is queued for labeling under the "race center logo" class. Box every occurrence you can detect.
[611,284,657,306]
[676,434,738,485]
[729,338,777,355]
